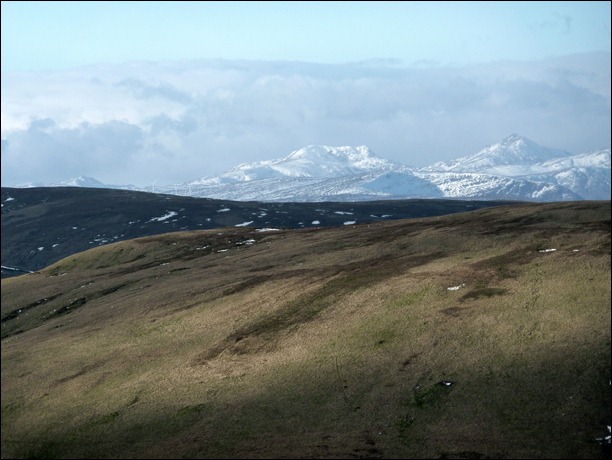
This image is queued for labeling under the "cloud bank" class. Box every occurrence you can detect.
[1,53,610,187]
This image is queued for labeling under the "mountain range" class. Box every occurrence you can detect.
[30,134,611,202]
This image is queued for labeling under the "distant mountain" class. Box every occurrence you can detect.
[422,133,574,173]
[420,137,611,200]
[194,145,403,184]
[177,135,610,202]
[16,176,108,189]
[59,176,108,188]
[19,135,611,202]
[17,175,139,190]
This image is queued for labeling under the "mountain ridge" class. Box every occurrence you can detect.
[14,134,611,202]
[423,133,575,172]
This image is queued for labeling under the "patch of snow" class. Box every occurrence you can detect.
[37,247,44,251]
[255,228,280,232]
[217,207,231,212]
[539,248,557,253]
[235,221,254,227]
[148,211,178,222]
[4,197,15,202]
[595,425,611,445]
[312,220,320,225]
[1,265,33,273]
[335,211,354,215]
[447,283,466,291]
[343,220,357,225]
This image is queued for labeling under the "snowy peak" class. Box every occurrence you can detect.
[280,145,402,176]
[16,176,109,189]
[60,176,107,188]
[285,145,393,170]
[426,134,574,173]
[478,134,573,164]
[202,145,405,183]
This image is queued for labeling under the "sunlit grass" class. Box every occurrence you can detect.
[1,201,610,459]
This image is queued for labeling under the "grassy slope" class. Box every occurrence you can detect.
[1,201,610,459]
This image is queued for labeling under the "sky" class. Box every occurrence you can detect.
[1,1,610,186]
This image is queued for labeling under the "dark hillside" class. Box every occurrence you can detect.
[1,186,517,276]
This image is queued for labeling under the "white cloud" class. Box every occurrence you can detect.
[1,54,610,187]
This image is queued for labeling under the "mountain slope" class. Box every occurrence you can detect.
[535,149,612,200]
[2,201,610,459]
[416,171,583,201]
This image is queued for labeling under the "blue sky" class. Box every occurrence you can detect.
[1,1,610,186]
[2,1,610,71]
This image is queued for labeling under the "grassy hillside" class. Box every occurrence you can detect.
[1,201,610,459]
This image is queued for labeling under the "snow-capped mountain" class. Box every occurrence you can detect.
[15,176,108,189]
[16,175,140,191]
[423,134,574,174]
[180,145,443,201]
[23,135,611,202]
[192,145,404,185]
[408,136,610,201]
[177,135,609,202]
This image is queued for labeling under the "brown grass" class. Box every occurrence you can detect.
[1,200,610,459]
